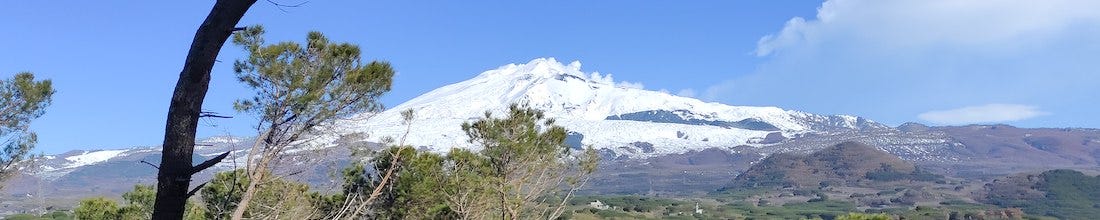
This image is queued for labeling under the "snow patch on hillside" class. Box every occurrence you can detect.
[63,149,128,168]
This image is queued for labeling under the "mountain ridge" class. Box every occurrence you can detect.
[325,57,887,157]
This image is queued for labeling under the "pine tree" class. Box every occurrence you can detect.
[119,185,156,219]
[201,169,319,219]
[0,72,54,188]
[459,104,600,219]
[74,197,120,220]
[300,105,598,219]
[75,185,205,220]
[227,25,394,220]
[200,170,248,219]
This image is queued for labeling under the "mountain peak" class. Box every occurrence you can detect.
[478,57,577,78]
[336,58,889,156]
[476,57,631,88]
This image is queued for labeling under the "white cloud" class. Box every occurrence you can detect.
[755,17,808,56]
[584,71,644,89]
[918,104,1048,125]
[588,72,614,85]
[705,0,1100,126]
[756,0,1100,56]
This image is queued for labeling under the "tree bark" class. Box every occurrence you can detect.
[152,1,256,219]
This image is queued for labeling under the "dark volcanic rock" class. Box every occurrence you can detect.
[606,110,780,131]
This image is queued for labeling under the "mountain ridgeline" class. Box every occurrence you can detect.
[4,58,1100,218]
[732,142,943,188]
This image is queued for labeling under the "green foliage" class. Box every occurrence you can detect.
[459,104,600,219]
[1034,169,1100,218]
[719,200,856,219]
[117,185,155,219]
[984,169,1100,219]
[308,112,417,219]
[200,169,248,219]
[227,25,394,219]
[0,73,54,129]
[371,147,457,219]
[715,187,774,200]
[309,105,599,219]
[72,185,203,220]
[982,169,1100,219]
[562,196,699,220]
[183,202,206,220]
[569,195,683,213]
[310,146,468,219]
[74,197,119,220]
[0,72,54,187]
[200,169,316,219]
[230,25,394,146]
[865,166,944,182]
[836,212,891,220]
[3,211,72,220]
[305,191,345,219]
[2,214,41,220]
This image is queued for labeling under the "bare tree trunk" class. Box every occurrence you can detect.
[153,1,256,219]
[231,164,265,220]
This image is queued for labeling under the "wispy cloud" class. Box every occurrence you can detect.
[917,104,1048,125]
[704,0,1100,126]
[586,70,645,89]
[755,0,1100,57]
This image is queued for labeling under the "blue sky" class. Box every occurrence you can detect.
[3,1,1098,154]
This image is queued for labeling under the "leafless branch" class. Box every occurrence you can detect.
[139,160,160,169]
[200,111,233,119]
[192,151,231,175]
[186,182,208,198]
[265,0,309,12]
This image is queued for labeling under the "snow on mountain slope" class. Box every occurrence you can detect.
[25,136,250,180]
[30,148,146,180]
[62,149,130,169]
[329,58,886,157]
[22,58,885,179]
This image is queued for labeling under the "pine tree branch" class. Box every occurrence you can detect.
[265,0,309,11]
[186,182,207,198]
[140,160,160,170]
[199,111,233,118]
[191,151,231,175]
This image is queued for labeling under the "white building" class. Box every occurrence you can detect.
[588,200,609,210]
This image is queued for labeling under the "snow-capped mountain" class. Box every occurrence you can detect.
[329,58,887,157]
[15,58,891,181]
[22,136,251,181]
[9,58,1100,212]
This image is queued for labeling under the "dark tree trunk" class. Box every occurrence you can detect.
[153,0,256,219]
